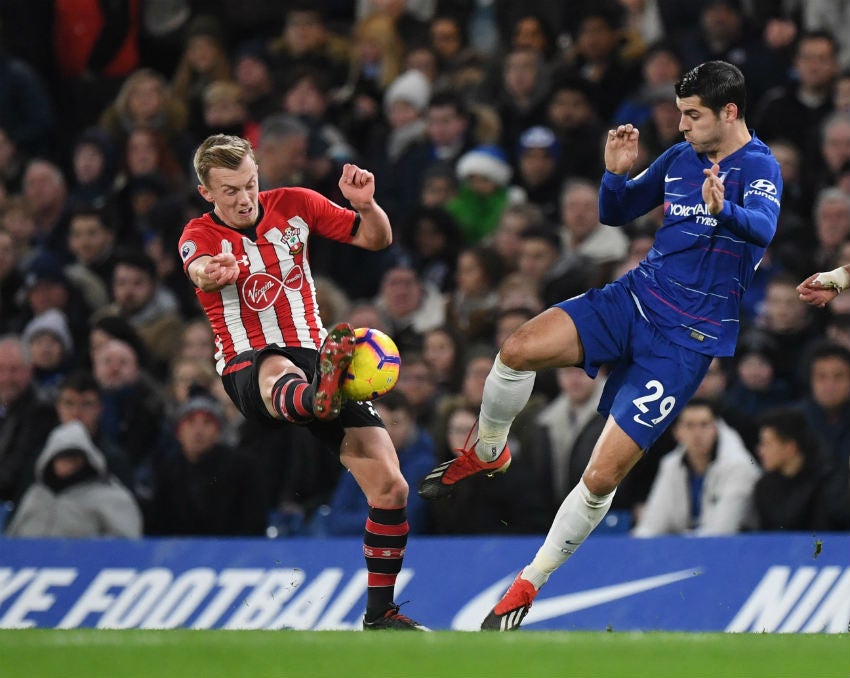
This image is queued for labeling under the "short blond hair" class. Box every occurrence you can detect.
[193,134,255,187]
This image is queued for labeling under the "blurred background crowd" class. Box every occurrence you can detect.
[0,0,848,540]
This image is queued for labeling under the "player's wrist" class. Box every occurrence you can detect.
[815,267,850,293]
[349,198,376,212]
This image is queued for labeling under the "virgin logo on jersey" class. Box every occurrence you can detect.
[242,272,283,311]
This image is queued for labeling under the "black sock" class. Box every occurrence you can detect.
[363,505,408,620]
[270,373,314,423]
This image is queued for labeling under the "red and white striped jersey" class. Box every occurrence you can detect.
[178,186,358,373]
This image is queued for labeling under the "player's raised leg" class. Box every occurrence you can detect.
[419,307,583,499]
[258,323,356,424]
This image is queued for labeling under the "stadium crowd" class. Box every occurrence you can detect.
[0,0,848,539]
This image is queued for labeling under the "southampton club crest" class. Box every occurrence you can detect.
[283,226,304,256]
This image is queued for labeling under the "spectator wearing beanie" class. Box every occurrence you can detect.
[515,125,562,223]
[21,250,93,353]
[384,68,430,126]
[22,308,75,398]
[368,68,432,230]
[446,144,526,243]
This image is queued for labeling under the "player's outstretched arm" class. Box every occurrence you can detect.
[188,253,240,292]
[797,265,850,308]
[339,163,392,251]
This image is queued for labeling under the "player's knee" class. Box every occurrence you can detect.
[370,472,408,508]
[260,366,306,400]
[387,472,409,506]
[499,333,529,371]
[258,354,305,396]
[582,467,620,497]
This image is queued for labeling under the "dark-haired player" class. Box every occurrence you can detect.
[419,61,781,630]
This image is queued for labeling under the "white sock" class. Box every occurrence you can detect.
[474,353,535,462]
[521,480,615,590]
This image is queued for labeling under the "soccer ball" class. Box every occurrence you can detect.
[341,327,402,401]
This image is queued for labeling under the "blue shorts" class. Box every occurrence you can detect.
[556,281,712,450]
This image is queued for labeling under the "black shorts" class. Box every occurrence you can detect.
[221,345,384,452]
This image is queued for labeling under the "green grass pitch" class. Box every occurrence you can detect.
[1,630,846,678]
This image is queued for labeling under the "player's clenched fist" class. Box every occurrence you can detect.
[339,163,376,208]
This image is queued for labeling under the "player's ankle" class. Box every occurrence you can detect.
[520,565,548,590]
[473,439,506,463]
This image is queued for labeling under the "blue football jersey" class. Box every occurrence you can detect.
[599,133,781,356]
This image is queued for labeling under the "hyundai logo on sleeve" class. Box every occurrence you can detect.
[749,179,777,194]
